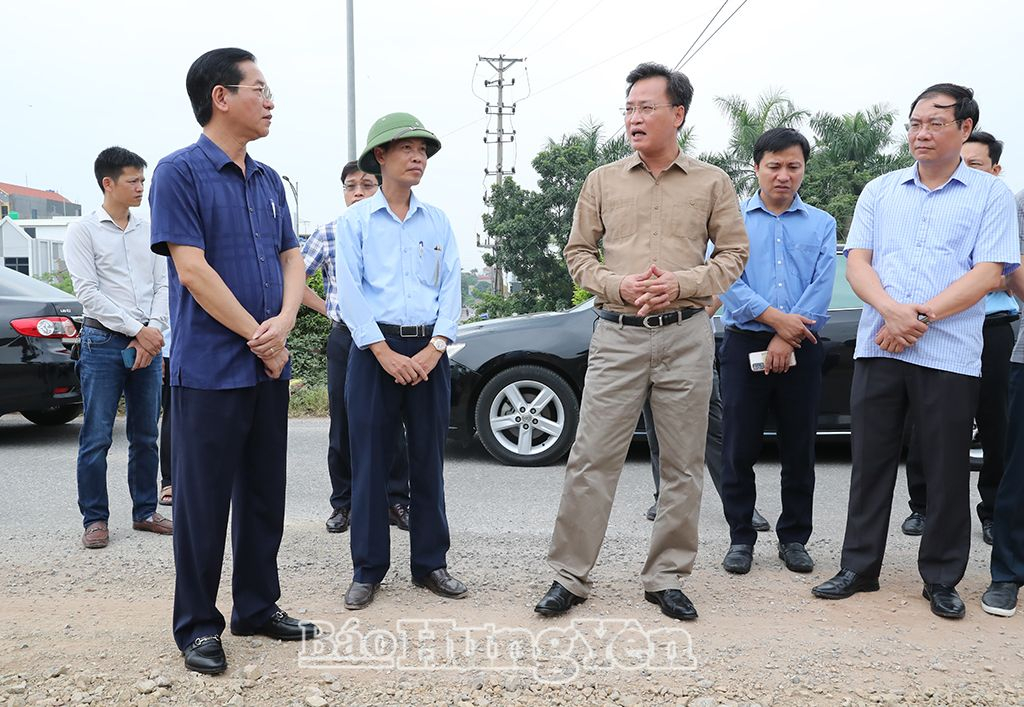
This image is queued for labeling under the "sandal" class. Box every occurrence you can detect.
[159,485,173,506]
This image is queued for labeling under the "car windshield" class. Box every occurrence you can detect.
[830,255,863,309]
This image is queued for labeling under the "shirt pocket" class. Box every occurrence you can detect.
[600,196,637,240]
[667,197,710,239]
[417,243,443,286]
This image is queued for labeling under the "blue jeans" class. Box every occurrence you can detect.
[76,326,161,526]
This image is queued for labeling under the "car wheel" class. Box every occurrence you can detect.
[21,405,82,426]
[474,365,579,467]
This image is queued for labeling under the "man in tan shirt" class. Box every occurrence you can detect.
[535,62,748,621]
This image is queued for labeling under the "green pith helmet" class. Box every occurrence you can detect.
[357,112,441,175]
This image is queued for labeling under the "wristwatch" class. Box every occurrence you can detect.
[430,337,448,353]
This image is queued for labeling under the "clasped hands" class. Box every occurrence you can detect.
[370,340,444,386]
[248,313,295,379]
[875,302,935,354]
[619,265,680,317]
[126,325,164,371]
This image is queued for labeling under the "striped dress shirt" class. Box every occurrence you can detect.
[845,161,1019,377]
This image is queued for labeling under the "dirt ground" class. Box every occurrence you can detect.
[2,520,1022,707]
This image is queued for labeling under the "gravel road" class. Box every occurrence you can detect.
[1,415,1020,706]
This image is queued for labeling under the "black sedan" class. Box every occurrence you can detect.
[448,255,862,466]
[0,265,83,425]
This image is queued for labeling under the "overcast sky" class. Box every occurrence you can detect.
[5,0,1022,269]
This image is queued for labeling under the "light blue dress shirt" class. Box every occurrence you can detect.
[720,192,836,333]
[334,189,461,349]
[983,290,1019,316]
[845,161,1020,377]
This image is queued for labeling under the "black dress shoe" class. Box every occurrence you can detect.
[534,581,585,616]
[413,568,468,598]
[232,610,319,641]
[982,519,994,546]
[644,589,698,621]
[812,568,880,599]
[344,581,380,610]
[326,507,351,534]
[751,509,770,532]
[645,503,656,521]
[778,542,814,573]
[183,635,227,675]
[388,503,410,531]
[722,544,753,574]
[901,512,926,536]
[923,583,965,619]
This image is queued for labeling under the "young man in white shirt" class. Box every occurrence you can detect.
[65,146,171,549]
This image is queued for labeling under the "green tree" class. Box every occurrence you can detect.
[37,267,75,295]
[700,90,809,195]
[288,270,331,386]
[801,105,913,241]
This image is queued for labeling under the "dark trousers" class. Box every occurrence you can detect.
[346,335,451,584]
[327,324,410,509]
[904,320,1014,520]
[645,365,725,499]
[991,362,1024,583]
[171,381,289,650]
[842,359,978,586]
[159,358,171,490]
[719,330,823,546]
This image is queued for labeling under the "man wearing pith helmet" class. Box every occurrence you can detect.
[333,112,466,610]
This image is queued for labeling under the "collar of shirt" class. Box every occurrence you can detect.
[744,190,808,217]
[900,158,972,192]
[366,188,424,222]
[196,133,265,178]
[97,206,143,233]
[623,149,690,176]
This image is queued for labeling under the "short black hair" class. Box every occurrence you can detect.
[625,62,694,126]
[753,128,811,166]
[94,147,147,192]
[340,160,380,185]
[910,83,979,130]
[965,130,1003,165]
[186,47,256,126]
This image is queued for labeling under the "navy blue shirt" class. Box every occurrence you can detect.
[150,134,298,389]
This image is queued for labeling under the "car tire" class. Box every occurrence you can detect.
[474,365,579,467]
[21,405,82,426]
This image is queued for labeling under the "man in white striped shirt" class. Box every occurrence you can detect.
[65,147,171,550]
[812,84,1020,619]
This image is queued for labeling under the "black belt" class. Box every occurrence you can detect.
[83,317,119,335]
[595,308,701,328]
[378,323,434,338]
[725,325,775,340]
[984,312,1020,327]
[331,321,350,331]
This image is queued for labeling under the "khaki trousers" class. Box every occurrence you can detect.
[547,313,713,597]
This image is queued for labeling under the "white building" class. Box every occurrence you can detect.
[0,216,80,277]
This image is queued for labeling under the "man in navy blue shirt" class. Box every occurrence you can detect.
[150,47,316,675]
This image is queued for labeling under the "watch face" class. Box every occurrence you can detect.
[432,338,446,352]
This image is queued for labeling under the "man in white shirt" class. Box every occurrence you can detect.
[65,146,171,549]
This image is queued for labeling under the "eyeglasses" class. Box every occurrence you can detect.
[225,84,274,102]
[905,119,960,134]
[343,180,378,192]
[620,103,678,117]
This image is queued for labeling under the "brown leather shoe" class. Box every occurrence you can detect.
[82,521,109,549]
[133,512,173,535]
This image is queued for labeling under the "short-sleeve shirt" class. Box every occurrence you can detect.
[149,134,299,389]
[845,161,1019,377]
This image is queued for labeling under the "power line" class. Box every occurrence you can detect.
[678,0,749,68]
[522,0,608,57]
[487,0,543,54]
[672,0,727,70]
[506,0,560,53]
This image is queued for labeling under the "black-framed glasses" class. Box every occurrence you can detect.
[226,84,273,102]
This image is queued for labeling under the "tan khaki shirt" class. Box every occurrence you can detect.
[564,151,749,314]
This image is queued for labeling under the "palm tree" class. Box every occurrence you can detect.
[809,104,901,166]
[711,90,810,195]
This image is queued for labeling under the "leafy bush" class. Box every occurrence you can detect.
[289,270,331,387]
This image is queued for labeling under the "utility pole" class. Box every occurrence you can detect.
[478,54,522,296]
[346,0,357,160]
[282,176,299,237]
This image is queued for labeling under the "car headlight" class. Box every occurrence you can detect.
[446,342,466,358]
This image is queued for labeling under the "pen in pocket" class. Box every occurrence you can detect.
[433,245,441,285]
[270,200,277,219]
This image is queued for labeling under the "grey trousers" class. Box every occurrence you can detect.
[547,314,713,596]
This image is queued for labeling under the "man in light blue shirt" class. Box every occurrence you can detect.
[717,128,836,576]
[902,131,1020,544]
[334,112,465,610]
[813,84,1020,620]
